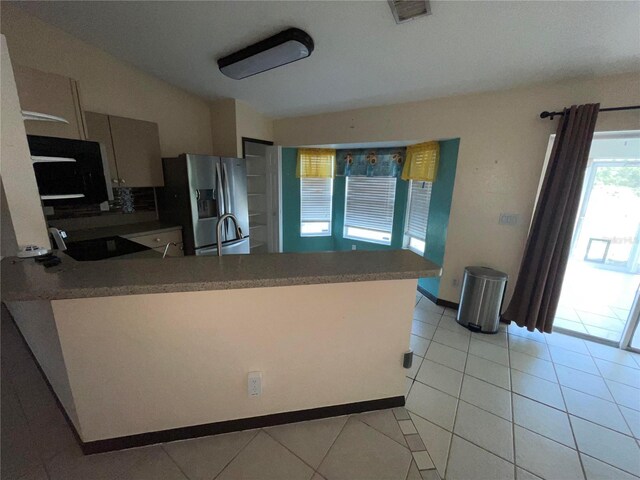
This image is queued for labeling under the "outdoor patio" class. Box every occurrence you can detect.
[555,259,639,342]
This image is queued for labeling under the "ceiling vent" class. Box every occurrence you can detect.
[388,0,431,24]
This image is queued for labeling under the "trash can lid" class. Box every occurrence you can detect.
[465,266,508,280]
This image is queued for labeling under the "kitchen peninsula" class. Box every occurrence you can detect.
[2,250,440,453]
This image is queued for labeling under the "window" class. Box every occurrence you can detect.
[300,178,333,236]
[344,177,397,245]
[404,180,432,254]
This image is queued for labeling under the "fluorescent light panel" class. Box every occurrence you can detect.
[218,28,314,80]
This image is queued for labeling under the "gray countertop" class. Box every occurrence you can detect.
[64,221,182,243]
[1,250,441,302]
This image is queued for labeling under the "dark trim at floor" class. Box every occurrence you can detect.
[3,304,404,455]
[417,286,459,310]
[83,395,405,454]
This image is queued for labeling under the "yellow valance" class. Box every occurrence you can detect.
[401,141,439,182]
[296,148,336,178]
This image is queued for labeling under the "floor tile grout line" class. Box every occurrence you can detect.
[578,449,640,477]
[560,382,626,410]
[567,414,640,477]
[412,374,513,418]
[261,425,324,472]
[420,336,470,355]
[442,330,469,479]
[211,428,261,480]
[10,376,60,474]
[409,353,427,383]
[358,411,417,450]
[403,407,438,472]
[507,326,518,480]
[158,444,192,480]
[312,413,353,476]
[590,355,640,440]
[410,403,593,477]
[547,338,588,480]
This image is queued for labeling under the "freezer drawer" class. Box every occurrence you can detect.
[195,237,250,256]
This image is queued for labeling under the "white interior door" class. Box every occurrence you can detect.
[243,140,281,254]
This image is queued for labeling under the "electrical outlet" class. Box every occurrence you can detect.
[452,278,459,287]
[352,245,357,250]
[248,371,262,397]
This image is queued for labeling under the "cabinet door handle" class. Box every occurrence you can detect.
[119,178,126,184]
[112,178,119,184]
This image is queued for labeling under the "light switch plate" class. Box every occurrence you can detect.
[498,213,519,226]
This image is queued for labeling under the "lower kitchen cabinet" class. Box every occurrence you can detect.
[126,229,184,257]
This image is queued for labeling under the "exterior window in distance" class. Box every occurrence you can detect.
[404,180,432,254]
[344,176,397,245]
[300,178,333,236]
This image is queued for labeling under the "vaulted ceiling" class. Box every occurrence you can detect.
[11,1,640,118]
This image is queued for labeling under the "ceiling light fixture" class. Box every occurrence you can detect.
[217,28,314,80]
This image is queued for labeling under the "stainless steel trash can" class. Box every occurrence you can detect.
[456,266,508,334]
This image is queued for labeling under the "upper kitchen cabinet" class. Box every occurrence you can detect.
[84,111,118,186]
[13,65,87,140]
[85,112,163,187]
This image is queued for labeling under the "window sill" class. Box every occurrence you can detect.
[406,245,425,256]
[344,235,391,246]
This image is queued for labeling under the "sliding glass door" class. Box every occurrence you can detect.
[554,132,640,349]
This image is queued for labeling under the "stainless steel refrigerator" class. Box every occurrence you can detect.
[160,154,250,255]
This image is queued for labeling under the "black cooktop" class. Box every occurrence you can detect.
[64,236,150,261]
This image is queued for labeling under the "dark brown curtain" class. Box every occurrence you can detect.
[502,104,600,333]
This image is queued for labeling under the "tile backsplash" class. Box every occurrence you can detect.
[45,187,157,220]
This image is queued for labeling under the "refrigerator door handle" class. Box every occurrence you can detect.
[223,163,232,237]
[223,163,232,216]
[215,162,225,217]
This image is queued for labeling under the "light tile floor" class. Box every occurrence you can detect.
[3,294,640,480]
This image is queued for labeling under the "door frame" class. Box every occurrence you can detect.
[620,286,640,352]
[241,138,282,253]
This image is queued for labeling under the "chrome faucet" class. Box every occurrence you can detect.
[215,213,244,257]
[48,227,68,251]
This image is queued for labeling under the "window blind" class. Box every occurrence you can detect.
[406,180,432,241]
[344,177,397,242]
[300,178,333,235]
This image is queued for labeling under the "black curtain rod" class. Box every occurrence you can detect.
[540,105,640,120]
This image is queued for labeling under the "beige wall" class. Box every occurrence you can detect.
[0,4,213,157]
[0,34,49,252]
[274,73,640,303]
[1,179,19,258]
[209,98,238,157]
[50,279,414,441]
[235,100,274,154]
[6,300,81,433]
[210,98,274,157]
